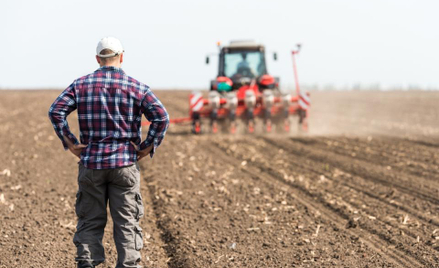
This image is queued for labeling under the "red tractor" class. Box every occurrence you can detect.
[169,41,310,134]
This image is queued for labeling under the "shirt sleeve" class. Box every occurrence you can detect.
[139,89,170,157]
[48,83,79,150]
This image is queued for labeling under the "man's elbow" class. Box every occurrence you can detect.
[48,108,63,124]
[48,107,59,121]
[48,109,54,121]
[157,115,170,131]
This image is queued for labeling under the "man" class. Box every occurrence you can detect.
[237,52,250,70]
[235,52,254,78]
[48,37,169,268]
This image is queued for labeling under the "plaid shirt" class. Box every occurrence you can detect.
[48,66,169,169]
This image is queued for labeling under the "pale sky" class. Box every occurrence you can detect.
[1,0,438,90]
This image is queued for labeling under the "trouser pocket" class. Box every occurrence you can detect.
[75,191,84,218]
[75,190,93,218]
[134,226,143,251]
[135,193,144,220]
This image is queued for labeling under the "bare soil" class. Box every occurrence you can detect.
[0,90,438,268]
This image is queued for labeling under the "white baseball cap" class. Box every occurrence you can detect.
[96,37,124,58]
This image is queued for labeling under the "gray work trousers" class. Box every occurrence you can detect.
[73,162,144,268]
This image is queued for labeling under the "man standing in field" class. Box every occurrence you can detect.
[48,37,169,268]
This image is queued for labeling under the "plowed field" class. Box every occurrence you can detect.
[0,90,438,268]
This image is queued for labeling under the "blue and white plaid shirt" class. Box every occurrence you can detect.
[48,66,169,169]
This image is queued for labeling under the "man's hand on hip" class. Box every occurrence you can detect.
[130,141,153,161]
[63,136,87,159]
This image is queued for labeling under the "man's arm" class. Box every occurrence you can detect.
[48,84,80,150]
[138,89,170,158]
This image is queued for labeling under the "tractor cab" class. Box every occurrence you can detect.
[207,41,278,93]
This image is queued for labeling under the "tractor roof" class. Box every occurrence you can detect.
[224,40,265,52]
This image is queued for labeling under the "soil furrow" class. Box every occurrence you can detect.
[263,137,439,205]
[222,137,439,257]
[206,141,429,268]
[321,136,439,162]
[246,137,439,228]
[408,139,439,148]
[311,137,439,180]
[144,177,193,268]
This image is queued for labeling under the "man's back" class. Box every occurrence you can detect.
[49,66,169,169]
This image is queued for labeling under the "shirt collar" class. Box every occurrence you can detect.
[97,66,125,74]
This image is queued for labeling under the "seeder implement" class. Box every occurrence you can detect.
[187,87,309,134]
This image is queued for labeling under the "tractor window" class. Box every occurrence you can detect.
[224,51,266,78]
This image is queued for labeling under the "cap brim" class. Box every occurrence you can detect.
[97,50,124,58]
